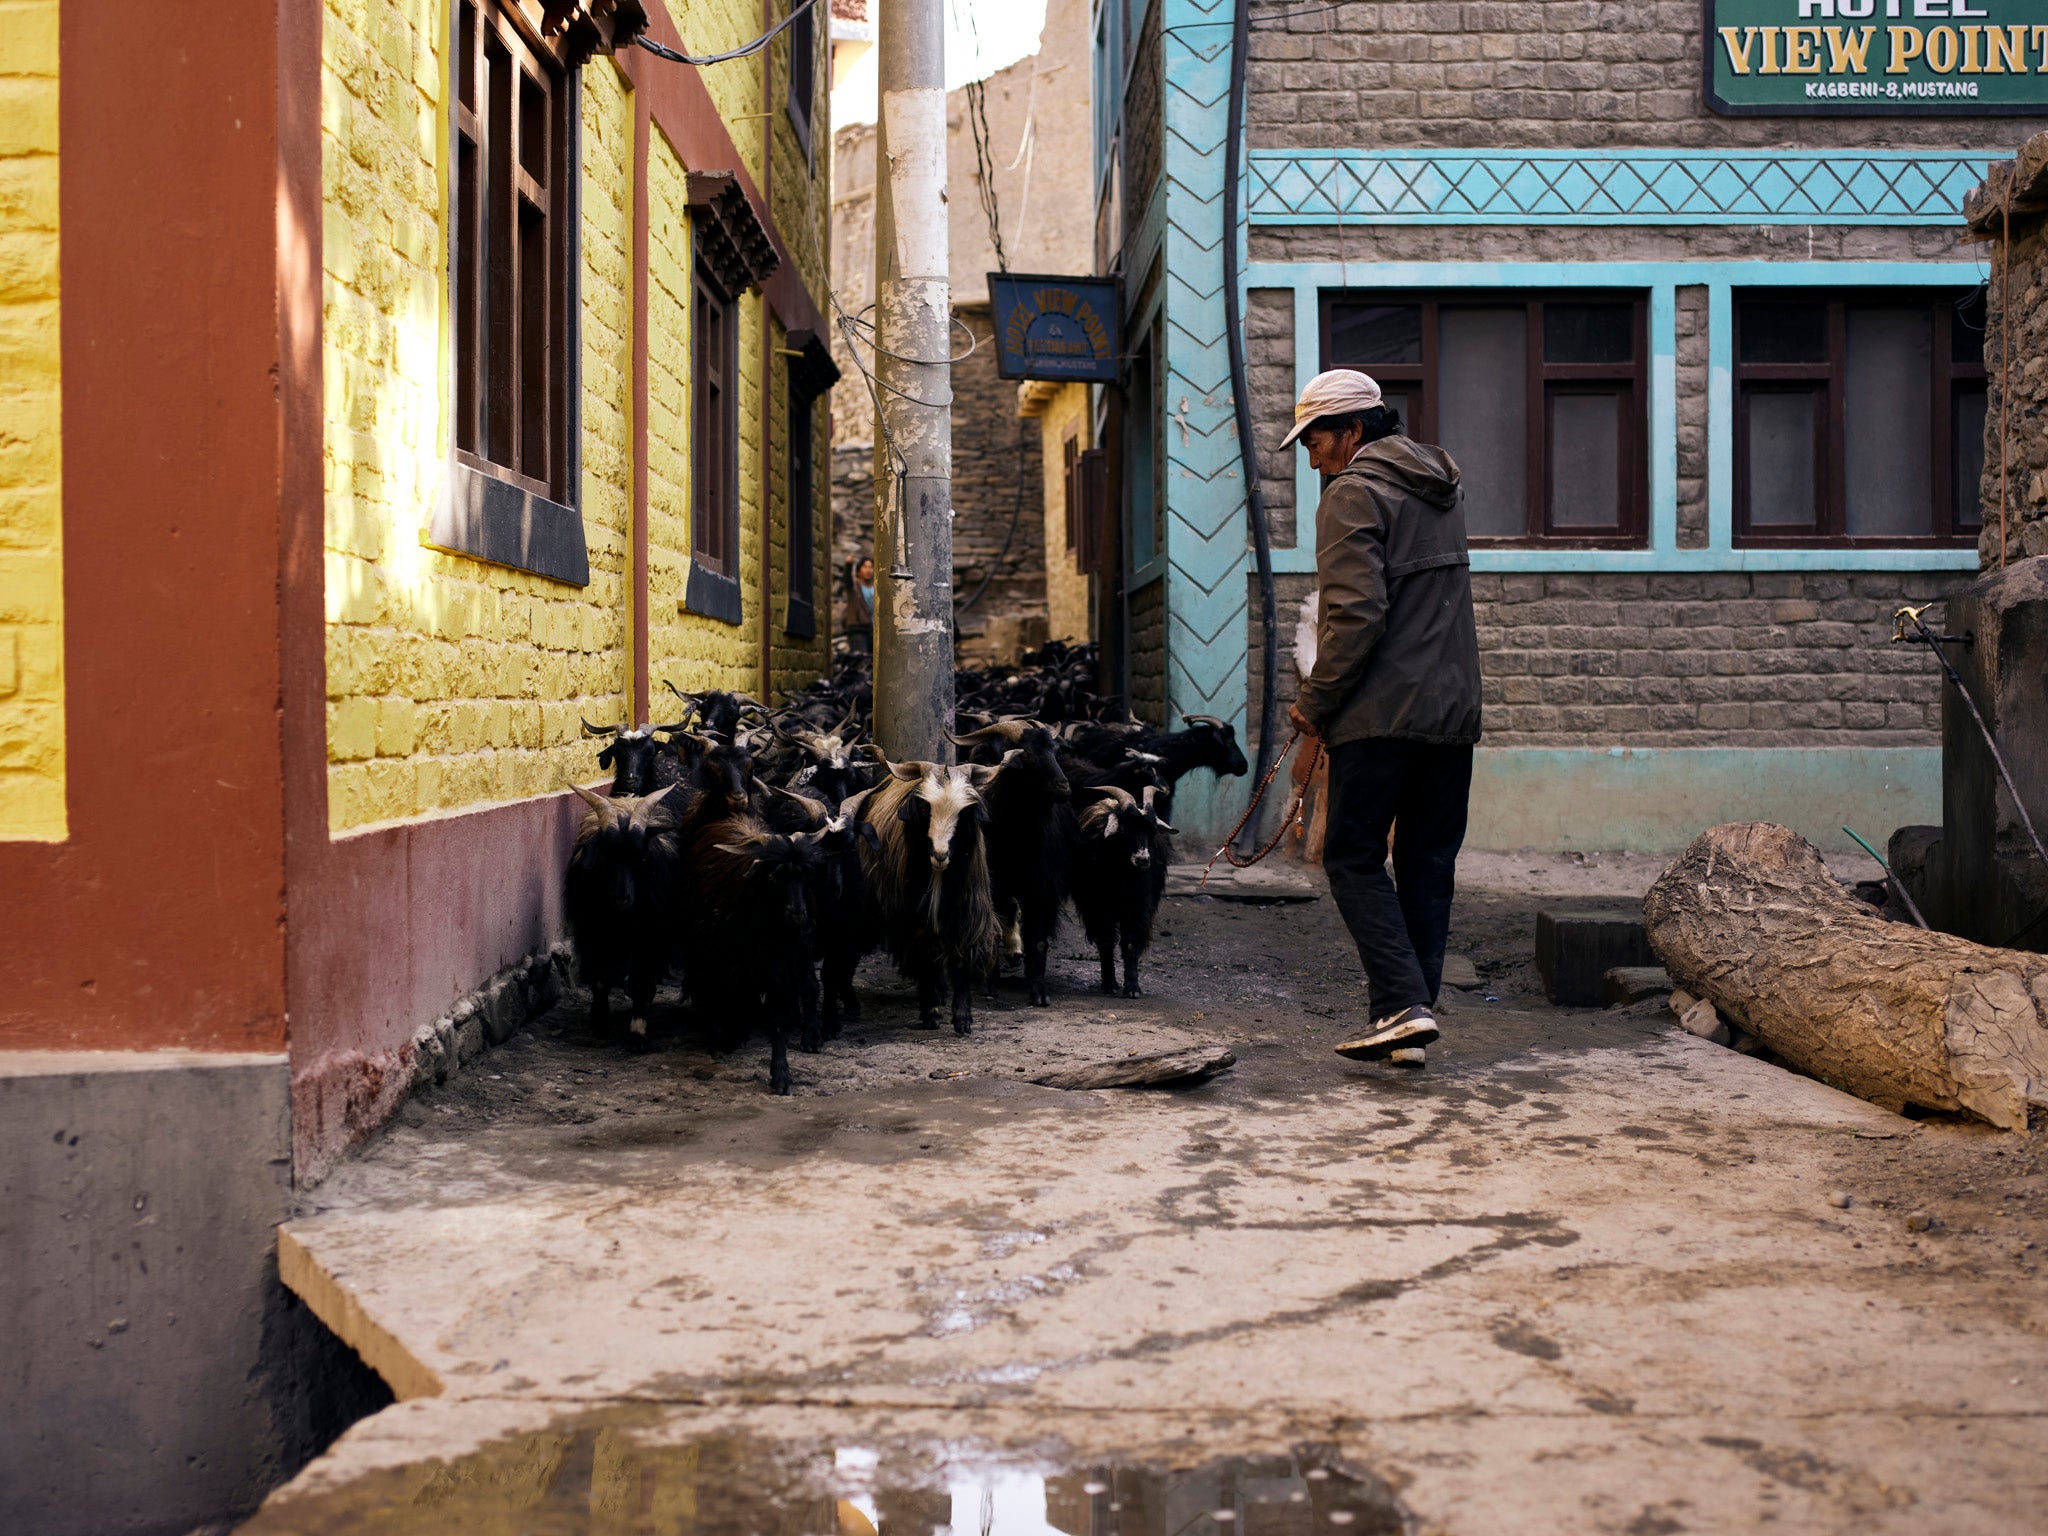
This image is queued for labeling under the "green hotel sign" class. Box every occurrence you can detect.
[1705,0,2048,114]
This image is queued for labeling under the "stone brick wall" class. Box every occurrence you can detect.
[1250,569,1964,746]
[0,0,62,840]
[1978,166,2048,566]
[322,23,633,832]
[1025,380,1094,646]
[1246,288,1297,549]
[831,308,1049,657]
[1128,573,1166,725]
[1244,2,2045,152]
[1676,284,1707,550]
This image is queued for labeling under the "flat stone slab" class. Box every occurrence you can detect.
[1164,862,1322,902]
[1602,964,1674,1006]
[1032,1044,1236,1089]
[1441,953,1483,990]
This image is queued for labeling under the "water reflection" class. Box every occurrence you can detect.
[239,1415,1407,1536]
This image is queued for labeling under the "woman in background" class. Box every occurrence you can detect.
[841,556,875,653]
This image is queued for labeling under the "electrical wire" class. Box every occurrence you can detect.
[633,0,822,67]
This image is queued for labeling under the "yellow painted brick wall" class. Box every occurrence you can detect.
[646,115,828,703]
[0,0,64,841]
[321,1,633,831]
[1039,383,1093,646]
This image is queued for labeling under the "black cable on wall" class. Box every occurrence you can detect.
[1224,0,1282,849]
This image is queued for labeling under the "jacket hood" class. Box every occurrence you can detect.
[1343,435,1461,511]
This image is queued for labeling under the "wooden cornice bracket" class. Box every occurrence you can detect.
[541,0,651,69]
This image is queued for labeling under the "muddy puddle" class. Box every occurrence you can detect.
[240,1413,1409,1536]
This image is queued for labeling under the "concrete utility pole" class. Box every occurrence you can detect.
[871,0,954,761]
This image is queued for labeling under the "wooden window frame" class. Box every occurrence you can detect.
[785,0,816,167]
[430,0,588,586]
[1733,288,1984,549]
[784,379,817,637]
[454,0,570,500]
[686,261,744,623]
[1062,430,1081,552]
[1319,290,1650,548]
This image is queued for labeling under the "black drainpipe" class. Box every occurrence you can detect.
[1223,0,1281,850]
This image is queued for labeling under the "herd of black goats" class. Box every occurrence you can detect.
[564,641,1250,1094]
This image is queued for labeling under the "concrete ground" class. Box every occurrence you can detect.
[253,852,2048,1535]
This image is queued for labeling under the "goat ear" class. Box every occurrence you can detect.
[597,743,617,769]
[856,820,881,851]
[1102,812,1119,839]
[1155,818,1178,834]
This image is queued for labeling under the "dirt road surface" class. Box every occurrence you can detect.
[254,854,2048,1535]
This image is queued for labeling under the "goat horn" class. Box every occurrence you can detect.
[833,703,858,736]
[1181,712,1229,729]
[731,692,766,709]
[566,781,618,826]
[581,717,620,738]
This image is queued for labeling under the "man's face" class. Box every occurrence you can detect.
[1300,422,1361,476]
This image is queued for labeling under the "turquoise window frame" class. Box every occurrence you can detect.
[1252,259,1988,574]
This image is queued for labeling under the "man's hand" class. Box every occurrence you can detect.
[1287,703,1320,787]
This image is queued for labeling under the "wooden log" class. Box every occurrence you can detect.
[1033,1045,1236,1090]
[1644,822,2048,1131]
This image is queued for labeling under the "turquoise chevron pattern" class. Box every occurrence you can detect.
[1246,149,2000,226]
[1154,0,1249,844]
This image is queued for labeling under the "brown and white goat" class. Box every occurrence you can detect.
[857,761,1001,1033]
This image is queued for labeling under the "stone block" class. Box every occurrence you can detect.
[1601,965,1673,1006]
[1536,909,1656,1006]
[0,1051,309,1535]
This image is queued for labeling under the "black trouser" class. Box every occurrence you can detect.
[1321,738,1474,1021]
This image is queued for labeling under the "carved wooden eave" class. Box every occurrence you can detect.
[541,0,650,68]
[784,329,841,400]
[688,171,780,299]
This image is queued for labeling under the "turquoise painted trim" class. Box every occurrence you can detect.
[1466,746,1940,853]
[1247,149,2000,227]
[1255,258,1984,573]
[1708,282,1734,553]
[1650,283,1678,556]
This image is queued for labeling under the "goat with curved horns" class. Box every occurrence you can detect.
[858,761,1002,1033]
[563,781,682,1046]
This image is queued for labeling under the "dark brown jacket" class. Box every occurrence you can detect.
[1295,436,1482,748]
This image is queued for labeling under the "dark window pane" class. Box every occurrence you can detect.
[1329,304,1421,367]
[1543,303,1632,366]
[1953,285,1988,364]
[1844,307,1932,538]
[1739,302,1827,365]
[458,1,477,109]
[1549,389,1621,528]
[1746,389,1818,527]
[1954,383,1987,531]
[1438,307,1526,537]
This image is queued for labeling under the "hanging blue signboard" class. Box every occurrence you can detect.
[988,273,1121,383]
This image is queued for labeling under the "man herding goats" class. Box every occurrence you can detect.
[1282,369,1482,1071]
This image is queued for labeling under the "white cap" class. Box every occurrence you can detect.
[1279,368,1384,448]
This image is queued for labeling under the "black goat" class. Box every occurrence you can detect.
[949,720,1072,1007]
[678,812,829,1094]
[582,714,689,797]
[1067,713,1249,793]
[754,779,881,1039]
[858,761,1001,1033]
[563,783,682,1046]
[1069,784,1175,998]
[665,680,766,744]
